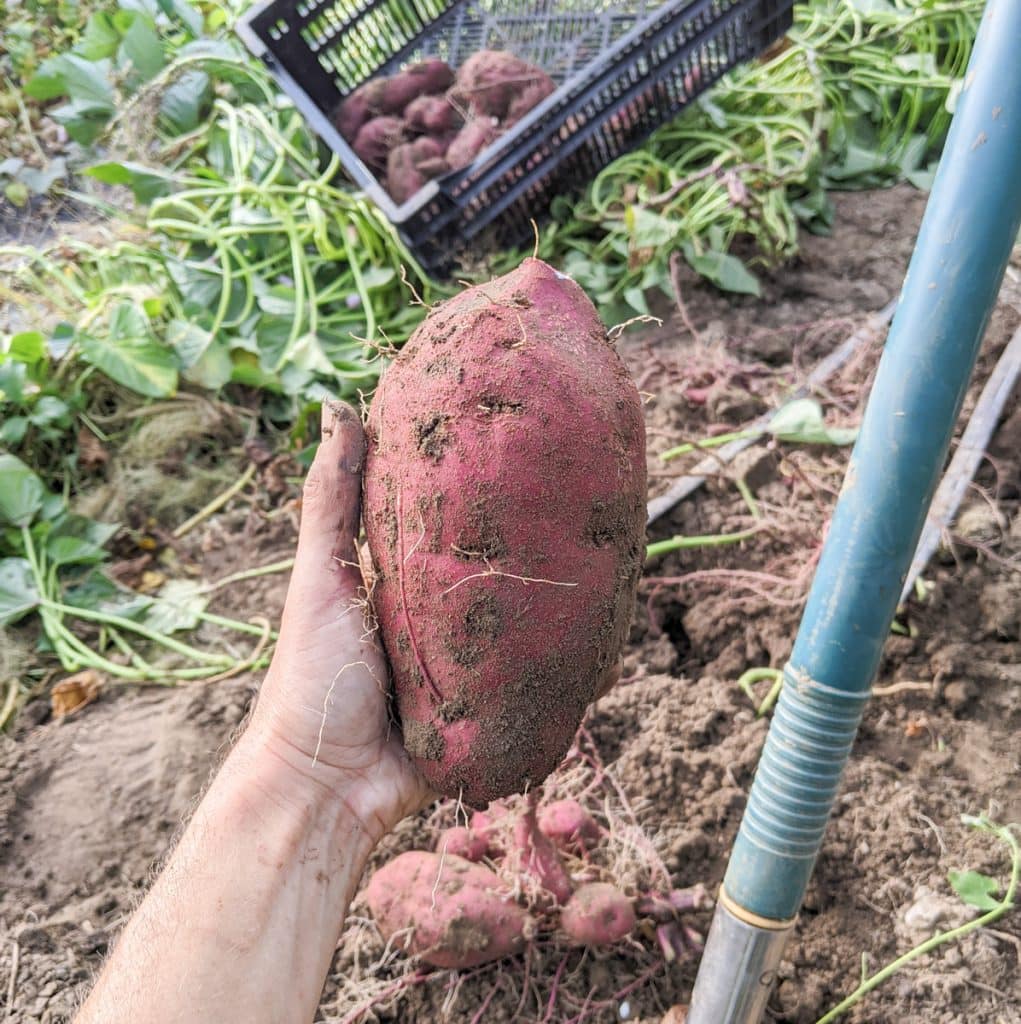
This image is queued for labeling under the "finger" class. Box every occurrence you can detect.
[290,400,367,604]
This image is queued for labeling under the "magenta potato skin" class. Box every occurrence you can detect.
[405,94,461,135]
[453,50,549,119]
[380,59,455,114]
[353,116,406,172]
[436,826,489,862]
[538,799,601,852]
[561,883,636,946]
[366,851,531,967]
[363,259,646,806]
[445,118,498,169]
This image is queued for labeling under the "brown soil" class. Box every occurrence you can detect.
[3,185,1021,1024]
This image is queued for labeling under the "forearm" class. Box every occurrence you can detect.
[76,726,378,1024]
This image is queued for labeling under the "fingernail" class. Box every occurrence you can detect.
[321,399,342,438]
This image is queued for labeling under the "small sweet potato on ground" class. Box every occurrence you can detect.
[353,115,406,172]
[381,59,455,114]
[436,826,489,862]
[561,882,636,946]
[512,803,573,905]
[453,50,551,119]
[538,799,601,852]
[444,117,498,168]
[366,851,533,967]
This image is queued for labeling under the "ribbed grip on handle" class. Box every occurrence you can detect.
[723,665,870,920]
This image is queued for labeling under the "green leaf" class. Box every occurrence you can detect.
[947,870,1002,912]
[8,332,46,363]
[54,54,115,110]
[622,286,650,315]
[77,11,123,60]
[144,579,207,633]
[628,207,678,249]
[159,69,211,134]
[25,57,71,101]
[684,246,761,297]
[86,161,174,203]
[0,558,39,626]
[768,399,858,446]
[184,340,233,390]
[166,319,213,368]
[0,417,29,446]
[0,362,27,402]
[156,0,204,36]
[64,571,150,617]
[0,454,45,527]
[29,395,70,427]
[79,328,178,399]
[118,16,165,82]
[46,514,118,567]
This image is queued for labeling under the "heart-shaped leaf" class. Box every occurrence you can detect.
[0,558,40,625]
[0,454,46,527]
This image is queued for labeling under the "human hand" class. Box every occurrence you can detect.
[246,400,432,843]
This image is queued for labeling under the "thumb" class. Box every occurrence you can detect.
[288,400,367,609]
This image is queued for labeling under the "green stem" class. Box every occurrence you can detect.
[736,667,784,715]
[199,558,295,595]
[646,527,761,561]
[197,611,278,640]
[815,820,1019,1024]
[661,429,762,461]
[37,598,231,666]
[734,476,761,519]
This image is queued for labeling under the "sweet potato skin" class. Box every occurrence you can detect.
[366,851,532,967]
[386,136,448,204]
[445,117,498,168]
[453,50,549,119]
[512,806,573,905]
[333,79,387,142]
[437,826,489,862]
[363,259,647,806]
[503,72,556,126]
[561,883,636,946]
[380,59,455,114]
[405,94,461,135]
[538,799,600,852]
[353,115,406,172]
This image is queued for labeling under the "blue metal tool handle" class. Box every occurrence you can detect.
[723,0,1021,922]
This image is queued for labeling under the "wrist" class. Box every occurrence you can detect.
[225,716,395,850]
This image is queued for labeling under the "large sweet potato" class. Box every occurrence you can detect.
[333,79,387,142]
[453,50,550,119]
[353,115,406,172]
[405,94,461,135]
[366,851,532,967]
[380,59,455,114]
[386,136,448,204]
[503,72,556,126]
[444,117,498,168]
[363,259,646,806]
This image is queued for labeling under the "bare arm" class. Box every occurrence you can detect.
[76,402,430,1024]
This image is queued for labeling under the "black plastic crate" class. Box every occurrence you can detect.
[237,0,794,274]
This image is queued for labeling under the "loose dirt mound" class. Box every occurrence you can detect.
[2,186,1020,1023]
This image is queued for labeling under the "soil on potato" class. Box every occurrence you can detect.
[3,185,1021,1024]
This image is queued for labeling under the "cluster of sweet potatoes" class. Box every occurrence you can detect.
[366,796,706,969]
[333,50,556,204]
